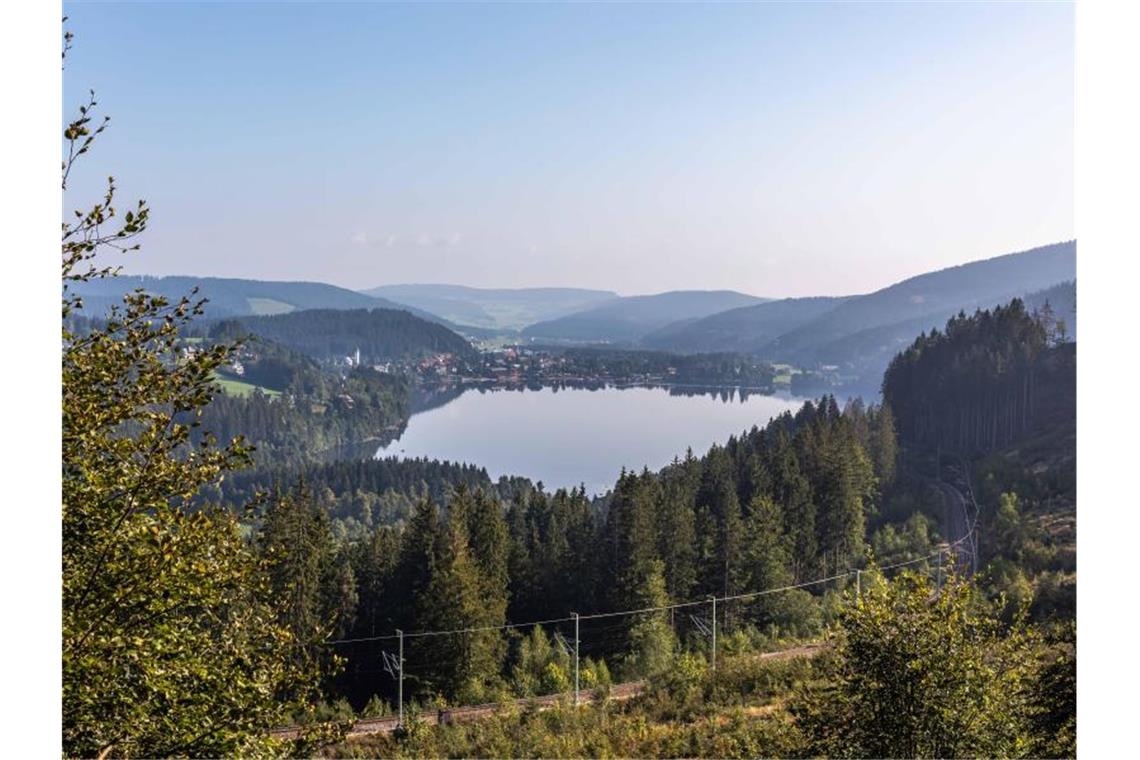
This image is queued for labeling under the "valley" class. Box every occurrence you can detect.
[55,4,1082,756]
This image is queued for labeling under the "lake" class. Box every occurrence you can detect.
[375,384,808,495]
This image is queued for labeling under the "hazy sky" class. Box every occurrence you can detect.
[62,1,1073,297]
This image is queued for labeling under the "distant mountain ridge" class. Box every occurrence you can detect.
[363,283,618,331]
[73,275,421,319]
[640,241,1075,386]
[641,296,855,353]
[521,290,769,343]
[67,274,513,340]
[79,242,1075,387]
[764,241,1076,365]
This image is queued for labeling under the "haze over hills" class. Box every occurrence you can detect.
[82,241,1075,388]
[794,279,1077,386]
[363,284,618,331]
[73,275,424,320]
[67,274,511,340]
[620,241,1074,387]
[641,241,1073,369]
[762,241,1076,362]
[762,241,1075,382]
[520,290,769,344]
[641,296,855,354]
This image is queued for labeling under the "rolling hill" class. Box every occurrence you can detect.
[802,279,1078,384]
[66,274,518,342]
[640,242,1075,386]
[641,296,853,353]
[70,275,406,319]
[217,308,475,364]
[363,284,618,331]
[520,290,768,344]
[765,241,1075,367]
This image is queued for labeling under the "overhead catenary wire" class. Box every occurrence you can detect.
[328,614,577,645]
[307,474,987,735]
[328,468,981,646]
[327,521,976,646]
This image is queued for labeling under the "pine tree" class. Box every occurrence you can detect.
[400,495,506,702]
[812,420,875,575]
[656,462,699,602]
[259,482,340,667]
[324,555,359,640]
[392,499,441,629]
[461,488,511,617]
[622,560,677,680]
[741,495,794,628]
[602,471,661,613]
[870,403,898,488]
[766,432,817,582]
[348,524,399,638]
[694,447,747,600]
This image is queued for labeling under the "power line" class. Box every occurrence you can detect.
[718,571,853,604]
[328,615,576,645]
[329,477,981,646]
[328,530,974,646]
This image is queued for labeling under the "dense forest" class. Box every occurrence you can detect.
[883,298,1075,454]
[253,395,899,711]
[881,302,1077,632]
[217,308,475,364]
[206,457,532,541]
[61,33,1076,753]
[194,334,411,470]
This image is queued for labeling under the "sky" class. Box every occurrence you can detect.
[62,1,1073,298]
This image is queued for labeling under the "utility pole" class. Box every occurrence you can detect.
[396,629,404,729]
[572,613,580,706]
[709,596,717,672]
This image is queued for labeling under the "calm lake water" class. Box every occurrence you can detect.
[375,385,807,495]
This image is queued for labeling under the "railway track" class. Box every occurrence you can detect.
[936,453,979,575]
[272,643,823,740]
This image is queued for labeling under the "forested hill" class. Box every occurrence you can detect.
[197,333,411,470]
[641,242,1074,384]
[765,241,1075,365]
[70,274,417,319]
[207,457,530,537]
[218,308,476,363]
[279,393,900,709]
[363,284,619,331]
[641,296,853,353]
[882,297,1075,455]
[521,290,768,343]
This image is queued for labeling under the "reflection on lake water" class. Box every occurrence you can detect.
[375,384,808,496]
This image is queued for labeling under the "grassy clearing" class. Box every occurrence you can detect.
[213,375,281,398]
[247,297,296,315]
